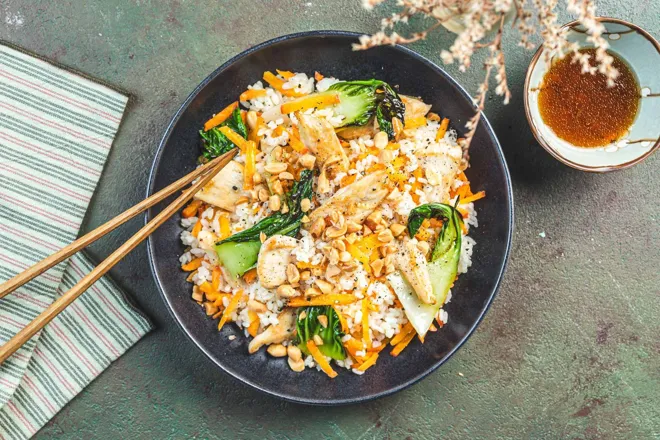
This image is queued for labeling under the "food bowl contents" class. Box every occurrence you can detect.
[178,70,485,377]
[538,48,640,148]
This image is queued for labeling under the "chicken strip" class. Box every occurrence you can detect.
[248,308,297,353]
[308,171,389,225]
[401,95,432,120]
[257,235,298,288]
[416,144,463,203]
[297,113,349,173]
[392,238,435,305]
[193,160,245,212]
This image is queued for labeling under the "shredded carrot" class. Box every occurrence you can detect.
[460,190,486,204]
[288,126,307,153]
[435,316,445,328]
[390,322,413,346]
[281,92,340,114]
[306,340,338,378]
[247,310,259,337]
[218,213,231,239]
[262,71,305,97]
[276,69,295,79]
[428,323,437,332]
[346,234,382,272]
[213,293,232,308]
[362,298,371,349]
[181,257,203,272]
[243,268,257,284]
[218,126,248,151]
[340,174,356,187]
[334,306,349,333]
[368,342,389,354]
[457,171,469,182]
[404,116,427,130]
[391,330,416,357]
[314,71,324,81]
[411,167,425,203]
[191,220,202,238]
[344,338,367,362]
[357,352,379,371]
[435,117,450,141]
[248,113,265,144]
[182,199,202,218]
[204,101,239,132]
[218,289,243,330]
[287,294,358,307]
[239,89,267,101]
[243,140,256,190]
[427,112,441,121]
[212,267,222,291]
[199,282,217,301]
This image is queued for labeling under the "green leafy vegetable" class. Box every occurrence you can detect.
[295,306,346,360]
[387,202,463,337]
[375,83,406,139]
[214,170,314,278]
[199,108,248,160]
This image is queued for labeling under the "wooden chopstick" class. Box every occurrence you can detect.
[0,151,236,300]
[0,149,236,364]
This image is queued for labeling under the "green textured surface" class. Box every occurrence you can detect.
[2,0,659,438]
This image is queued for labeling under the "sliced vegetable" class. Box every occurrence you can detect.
[356,352,379,371]
[295,306,346,360]
[306,340,338,378]
[240,89,267,101]
[204,101,238,132]
[218,289,243,330]
[387,203,463,337]
[214,170,314,278]
[181,257,203,272]
[276,69,295,79]
[287,294,358,307]
[435,118,450,142]
[459,190,485,204]
[389,322,413,346]
[262,71,305,97]
[361,298,371,348]
[247,310,259,337]
[243,140,257,189]
[375,84,406,139]
[182,199,202,218]
[200,107,248,160]
[281,92,340,114]
[219,126,248,151]
[390,329,416,357]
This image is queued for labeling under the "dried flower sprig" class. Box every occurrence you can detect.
[355,0,618,151]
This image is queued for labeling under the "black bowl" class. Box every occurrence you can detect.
[146,30,513,405]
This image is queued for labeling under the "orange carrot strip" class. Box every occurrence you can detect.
[243,140,256,190]
[218,289,243,330]
[262,71,305,97]
[435,118,450,141]
[191,220,202,238]
[218,213,231,240]
[357,352,379,371]
[276,69,295,79]
[218,126,248,151]
[404,116,427,130]
[182,199,202,218]
[248,114,265,144]
[288,126,307,153]
[182,257,203,272]
[362,298,371,348]
[287,294,358,307]
[314,71,324,81]
[391,330,416,357]
[344,338,366,362]
[460,190,486,204]
[213,293,231,308]
[212,267,222,292]
[280,93,340,114]
[243,268,257,284]
[204,101,238,131]
[247,310,259,337]
[239,89,267,101]
[390,322,413,346]
[199,282,217,301]
[306,341,338,378]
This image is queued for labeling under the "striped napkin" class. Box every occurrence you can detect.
[0,42,152,438]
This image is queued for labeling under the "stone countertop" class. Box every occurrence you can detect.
[1,0,658,438]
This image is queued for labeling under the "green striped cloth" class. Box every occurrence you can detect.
[0,42,152,439]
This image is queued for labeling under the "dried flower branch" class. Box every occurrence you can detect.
[355,0,617,153]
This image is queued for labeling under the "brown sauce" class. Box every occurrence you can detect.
[538,48,639,148]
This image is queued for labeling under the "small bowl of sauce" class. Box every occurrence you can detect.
[525,18,659,172]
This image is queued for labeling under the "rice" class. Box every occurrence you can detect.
[179,70,482,377]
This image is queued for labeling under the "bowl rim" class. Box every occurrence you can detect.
[145,30,514,405]
[523,16,660,173]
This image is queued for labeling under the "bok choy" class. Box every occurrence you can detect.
[387,202,463,337]
[199,108,248,160]
[295,306,346,360]
[214,170,314,278]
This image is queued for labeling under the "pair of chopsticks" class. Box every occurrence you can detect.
[0,150,236,364]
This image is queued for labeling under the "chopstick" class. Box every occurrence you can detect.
[0,149,236,364]
[0,151,235,300]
